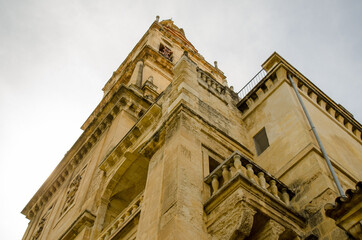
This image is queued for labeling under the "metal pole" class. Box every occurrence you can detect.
[288,74,346,197]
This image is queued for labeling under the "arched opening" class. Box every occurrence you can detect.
[102,153,149,231]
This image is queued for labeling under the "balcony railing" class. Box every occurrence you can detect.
[237,69,266,99]
[98,191,144,240]
[204,151,294,206]
[197,68,226,95]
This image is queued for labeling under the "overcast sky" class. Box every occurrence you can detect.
[0,0,361,239]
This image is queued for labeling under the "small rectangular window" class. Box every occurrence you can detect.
[253,127,269,155]
[208,156,220,174]
[159,44,173,62]
[201,146,224,178]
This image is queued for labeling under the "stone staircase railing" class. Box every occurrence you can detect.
[204,151,294,206]
[98,191,144,240]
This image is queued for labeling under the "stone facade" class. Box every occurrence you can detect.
[21,18,361,240]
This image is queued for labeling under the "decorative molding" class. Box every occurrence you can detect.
[206,191,256,240]
[58,210,96,240]
[32,205,53,240]
[99,103,161,172]
[196,67,226,97]
[98,192,143,240]
[60,174,82,216]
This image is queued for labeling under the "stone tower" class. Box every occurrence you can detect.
[21,18,362,240]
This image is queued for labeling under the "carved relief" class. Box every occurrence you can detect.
[207,189,256,240]
[61,174,82,215]
[230,207,256,240]
[32,205,53,240]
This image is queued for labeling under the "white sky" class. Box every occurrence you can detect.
[0,1,361,239]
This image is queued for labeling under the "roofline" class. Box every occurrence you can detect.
[238,52,362,132]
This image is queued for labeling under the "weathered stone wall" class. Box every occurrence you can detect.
[22,20,361,240]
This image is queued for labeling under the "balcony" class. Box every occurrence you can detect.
[204,151,305,239]
[205,151,293,205]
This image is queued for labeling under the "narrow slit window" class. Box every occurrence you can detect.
[254,127,269,155]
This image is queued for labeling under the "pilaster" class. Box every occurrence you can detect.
[136,53,205,240]
[253,219,285,240]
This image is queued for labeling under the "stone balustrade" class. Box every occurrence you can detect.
[196,67,226,95]
[204,151,294,206]
[98,192,144,240]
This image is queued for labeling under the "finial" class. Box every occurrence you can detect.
[156,16,160,22]
[214,61,218,68]
[230,86,234,91]
[222,78,228,87]
[148,76,153,83]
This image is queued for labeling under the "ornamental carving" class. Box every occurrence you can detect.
[32,205,53,240]
[207,189,256,240]
[61,174,82,215]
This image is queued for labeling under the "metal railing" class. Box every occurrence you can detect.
[237,69,267,99]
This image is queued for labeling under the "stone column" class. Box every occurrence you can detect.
[134,148,165,240]
[135,60,144,87]
[89,198,109,239]
[254,219,285,240]
[129,60,144,87]
[136,114,204,240]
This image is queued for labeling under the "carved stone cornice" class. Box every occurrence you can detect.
[196,67,230,104]
[99,102,162,172]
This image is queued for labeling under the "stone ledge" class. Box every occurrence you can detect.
[99,103,161,172]
[58,210,96,240]
[98,192,143,240]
